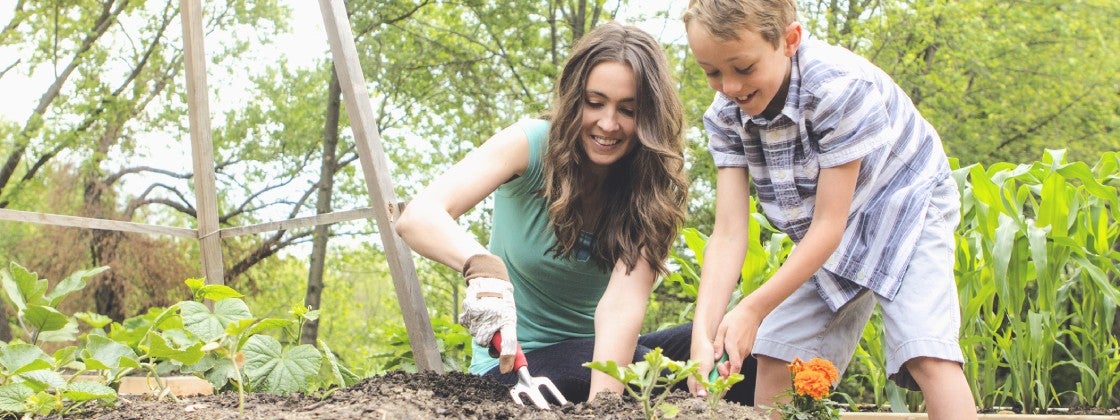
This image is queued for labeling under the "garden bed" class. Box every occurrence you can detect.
[61,371,1118,419]
[67,370,766,419]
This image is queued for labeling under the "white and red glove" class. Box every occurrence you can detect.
[459,254,518,373]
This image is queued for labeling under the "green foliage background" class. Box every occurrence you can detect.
[0,0,1117,411]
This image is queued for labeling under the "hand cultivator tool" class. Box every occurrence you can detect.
[490,332,569,409]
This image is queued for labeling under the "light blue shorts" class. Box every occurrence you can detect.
[753,181,964,390]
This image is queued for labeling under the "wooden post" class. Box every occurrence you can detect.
[180,0,224,285]
[317,0,443,372]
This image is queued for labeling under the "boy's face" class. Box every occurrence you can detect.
[686,23,800,116]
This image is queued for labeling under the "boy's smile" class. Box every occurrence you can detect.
[686,22,801,117]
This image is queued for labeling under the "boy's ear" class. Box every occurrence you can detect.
[783,22,802,57]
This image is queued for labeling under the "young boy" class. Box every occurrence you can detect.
[680,0,977,418]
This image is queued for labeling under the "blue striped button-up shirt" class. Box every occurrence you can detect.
[703,39,953,311]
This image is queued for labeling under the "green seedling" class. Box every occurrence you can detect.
[180,278,322,414]
[584,348,698,419]
[698,354,744,414]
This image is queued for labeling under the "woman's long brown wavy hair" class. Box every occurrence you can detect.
[542,21,687,274]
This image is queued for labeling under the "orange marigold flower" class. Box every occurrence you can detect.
[793,370,831,400]
[787,357,805,375]
[805,357,839,383]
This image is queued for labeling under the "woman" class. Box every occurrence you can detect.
[395,21,695,402]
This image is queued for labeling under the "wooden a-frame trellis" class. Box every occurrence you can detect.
[0,0,443,372]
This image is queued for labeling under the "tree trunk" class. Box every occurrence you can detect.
[301,68,342,345]
[0,304,11,342]
[86,119,130,322]
[0,0,128,204]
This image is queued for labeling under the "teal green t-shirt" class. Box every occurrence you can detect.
[468,118,611,375]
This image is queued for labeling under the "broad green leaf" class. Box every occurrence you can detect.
[318,339,358,387]
[235,318,293,354]
[108,306,181,348]
[196,284,244,302]
[1,262,37,312]
[35,319,79,343]
[17,370,66,392]
[83,335,140,370]
[62,381,117,402]
[51,346,78,368]
[22,305,69,333]
[0,382,33,412]
[0,343,52,374]
[149,305,184,331]
[146,332,205,365]
[46,266,107,307]
[11,263,49,308]
[161,328,198,349]
[184,278,206,295]
[228,318,258,340]
[199,356,237,390]
[181,299,253,342]
[75,312,113,328]
[245,318,294,338]
[301,308,320,322]
[584,360,625,381]
[242,335,322,395]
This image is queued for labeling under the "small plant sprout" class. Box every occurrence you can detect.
[584,348,698,419]
[180,278,322,414]
[696,354,745,414]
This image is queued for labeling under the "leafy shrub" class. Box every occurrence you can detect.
[0,262,359,416]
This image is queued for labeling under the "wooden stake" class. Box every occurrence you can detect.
[318,0,443,372]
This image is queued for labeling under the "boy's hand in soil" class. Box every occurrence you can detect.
[460,254,518,373]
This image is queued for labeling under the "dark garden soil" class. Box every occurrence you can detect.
[65,371,769,419]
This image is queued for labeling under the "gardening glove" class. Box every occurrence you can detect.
[459,253,518,373]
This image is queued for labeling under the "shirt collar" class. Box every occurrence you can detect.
[743,44,804,128]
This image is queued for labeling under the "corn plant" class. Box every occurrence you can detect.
[951,150,1119,412]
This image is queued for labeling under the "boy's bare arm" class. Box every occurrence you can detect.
[688,167,751,396]
[719,158,861,373]
[695,167,753,337]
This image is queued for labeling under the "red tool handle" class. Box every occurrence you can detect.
[489,331,527,371]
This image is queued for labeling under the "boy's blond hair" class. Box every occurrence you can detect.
[682,0,798,48]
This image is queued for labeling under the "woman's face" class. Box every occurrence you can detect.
[580,61,638,172]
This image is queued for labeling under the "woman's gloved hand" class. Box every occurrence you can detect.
[459,253,518,373]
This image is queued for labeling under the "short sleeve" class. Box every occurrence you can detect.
[702,96,750,168]
[806,78,893,168]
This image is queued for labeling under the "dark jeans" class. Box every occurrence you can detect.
[483,322,757,404]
